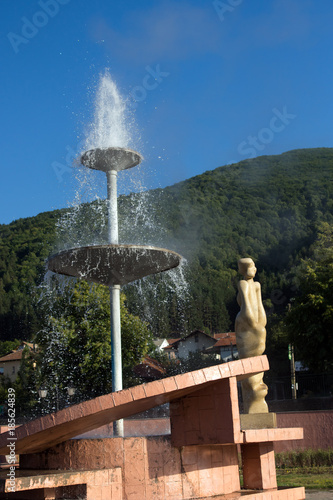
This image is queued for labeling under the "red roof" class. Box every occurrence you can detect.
[0,342,36,363]
[133,356,166,379]
[164,338,181,350]
[0,350,24,363]
[164,332,237,351]
[213,332,237,347]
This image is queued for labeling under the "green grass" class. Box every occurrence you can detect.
[276,467,333,489]
[275,449,333,489]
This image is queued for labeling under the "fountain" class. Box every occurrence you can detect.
[48,145,182,435]
[48,74,182,435]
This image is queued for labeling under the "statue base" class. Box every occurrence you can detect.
[240,412,277,430]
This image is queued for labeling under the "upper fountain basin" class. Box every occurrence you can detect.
[80,147,143,172]
[47,244,182,286]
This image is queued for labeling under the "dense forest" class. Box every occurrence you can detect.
[1,147,333,358]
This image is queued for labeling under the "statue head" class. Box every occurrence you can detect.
[238,258,256,279]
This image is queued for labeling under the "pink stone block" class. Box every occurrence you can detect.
[146,436,168,454]
[146,475,165,498]
[222,445,238,466]
[92,469,109,486]
[202,364,222,381]
[181,446,198,466]
[86,485,102,500]
[175,371,195,389]
[211,446,223,464]
[164,477,183,498]
[124,482,146,499]
[229,360,243,377]
[211,468,225,494]
[110,481,122,500]
[223,469,240,494]
[113,388,133,406]
[260,354,270,371]
[199,408,217,436]
[81,398,103,415]
[218,363,231,379]
[69,404,84,420]
[191,368,207,385]
[170,415,185,445]
[163,446,181,475]
[248,356,264,374]
[97,393,114,409]
[161,376,178,393]
[130,383,146,400]
[182,466,199,499]
[184,430,201,445]
[198,469,215,497]
[240,358,253,375]
[143,379,165,397]
[197,393,215,410]
[241,442,277,490]
[185,406,200,431]
[197,446,212,469]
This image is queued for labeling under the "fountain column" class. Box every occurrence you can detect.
[106,169,119,244]
[106,168,123,436]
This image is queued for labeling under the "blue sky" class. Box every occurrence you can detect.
[1,0,333,225]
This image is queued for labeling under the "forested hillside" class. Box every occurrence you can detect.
[1,147,333,345]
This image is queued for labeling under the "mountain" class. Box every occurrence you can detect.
[1,147,333,342]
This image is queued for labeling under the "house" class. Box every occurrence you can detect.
[163,330,217,360]
[163,331,238,362]
[152,338,170,352]
[133,356,166,381]
[206,332,238,361]
[0,342,36,382]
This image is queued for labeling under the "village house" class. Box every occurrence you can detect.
[163,330,238,362]
[0,342,36,382]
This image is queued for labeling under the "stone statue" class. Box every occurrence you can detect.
[235,258,268,414]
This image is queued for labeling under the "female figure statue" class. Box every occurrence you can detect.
[235,258,268,413]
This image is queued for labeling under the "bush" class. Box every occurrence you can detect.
[276,449,333,468]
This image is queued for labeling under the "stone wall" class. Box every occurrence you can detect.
[20,436,241,499]
[274,410,333,453]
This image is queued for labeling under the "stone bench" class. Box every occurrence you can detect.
[0,467,121,499]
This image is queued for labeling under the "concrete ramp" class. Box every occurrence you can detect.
[0,356,268,455]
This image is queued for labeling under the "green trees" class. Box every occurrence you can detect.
[35,279,153,408]
[0,147,333,367]
[0,210,63,341]
[285,223,333,373]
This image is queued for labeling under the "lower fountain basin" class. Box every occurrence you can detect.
[47,244,182,286]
